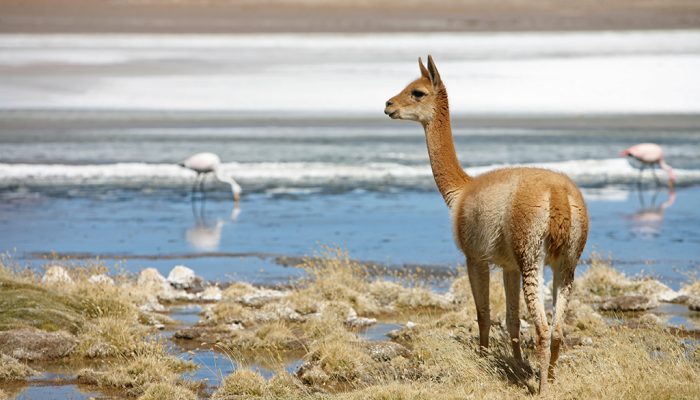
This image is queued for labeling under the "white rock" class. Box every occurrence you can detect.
[41,266,73,285]
[199,286,223,301]
[405,321,417,329]
[347,316,377,328]
[656,289,679,303]
[139,297,166,313]
[88,274,114,285]
[138,268,167,287]
[137,268,179,301]
[167,265,196,289]
[238,288,287,307]
[228,322,245,331]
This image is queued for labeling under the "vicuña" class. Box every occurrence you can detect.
[384,55,589,394]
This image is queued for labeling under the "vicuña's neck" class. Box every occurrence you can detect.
[422,87,470,206]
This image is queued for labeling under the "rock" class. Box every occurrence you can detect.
[137,268,181,301]
[0,328,76,361]
[346,316,377,328]
[688,296,700,311]
[174,328,202,340]
[637,313,663,326]
[199,286,223,302]
[364,341,410,362]
[167,265,196,290]
[139,296,166,313]
[88,274,114,285]
[41,265,73,285]
[138,268,168,287]
[254,302,304,323]
[582,337,593,346]
[600,295,658,312]
[297,363,329,385]
[635,279,678,302]
[405,321,417,329]
[228,322,245,331]
[238,288,287,307]
[668,294,692,304]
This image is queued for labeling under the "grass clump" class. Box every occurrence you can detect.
[212,369,267,398]
[0,354,37,381]
[78,349,198,397]
[137,382,198,400]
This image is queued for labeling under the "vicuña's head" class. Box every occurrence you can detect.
[384,55,445,124]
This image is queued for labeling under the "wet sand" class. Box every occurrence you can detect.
[1,0,699,33]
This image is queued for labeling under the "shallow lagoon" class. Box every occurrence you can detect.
[1,185,697,288]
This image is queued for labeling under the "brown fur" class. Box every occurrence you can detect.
[385,56,589,394]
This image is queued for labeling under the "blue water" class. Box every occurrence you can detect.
[1,185,698,288]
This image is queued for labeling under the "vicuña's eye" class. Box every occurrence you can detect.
[411,90,426,99]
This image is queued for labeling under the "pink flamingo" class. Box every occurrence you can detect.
[620,143,676,187]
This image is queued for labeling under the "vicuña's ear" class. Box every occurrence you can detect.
[426,55,442,87]
[418,57,429,78]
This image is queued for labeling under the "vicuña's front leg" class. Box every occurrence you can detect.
[467,257,490,352]
[503,268,523,363]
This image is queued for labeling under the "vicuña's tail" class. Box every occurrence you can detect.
[548,188,571,258]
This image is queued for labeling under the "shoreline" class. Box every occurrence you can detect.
[3,110,700,130]
[1,0,699,34]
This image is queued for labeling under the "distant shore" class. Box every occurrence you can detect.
[2,109,700,131]
[1,0,699,34]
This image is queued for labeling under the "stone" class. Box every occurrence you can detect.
[364,341,410,362]
[0,328,76,361]
[405,321,417,329]
[238,288,287,307]
[346,316,377,328]
[199,286,223,302]
[167,265,196,290]
[137,268,180,301]
[88,274,114,285]
[688,296,700,311]
[297,363,329,385]
[600,295,658,312]
[41,266,73,285]
[137,268,168,287]
[637,313,663,326]
[174,329,202,340]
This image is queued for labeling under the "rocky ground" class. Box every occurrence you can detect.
[1,250,699,399]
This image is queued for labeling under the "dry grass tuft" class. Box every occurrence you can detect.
[77,350,197,397]
[137,382,198,400]
[0,354,37,381]
[212,368,267,398]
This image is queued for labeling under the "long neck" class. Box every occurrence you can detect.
[215,166,242,198]
[422,87,470,206]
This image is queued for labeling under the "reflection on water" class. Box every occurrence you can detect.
[625,186,677,239]
[185,193,240,251]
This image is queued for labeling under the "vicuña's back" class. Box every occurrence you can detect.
[453,167,587,268]
[384,55,588,394]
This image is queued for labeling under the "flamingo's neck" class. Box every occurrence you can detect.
[422,86,470,207]
[215,166,242,199]
[659,159,676,182]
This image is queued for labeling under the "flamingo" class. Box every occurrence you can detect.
[179,152,241,202]
[620,143,676,187]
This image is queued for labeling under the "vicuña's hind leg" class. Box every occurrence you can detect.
[521,256,550,393]
[467,257,490,352]
[503,268,523,362]
[549,260,575,382]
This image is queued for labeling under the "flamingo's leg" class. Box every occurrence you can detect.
[652,165,661,186]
